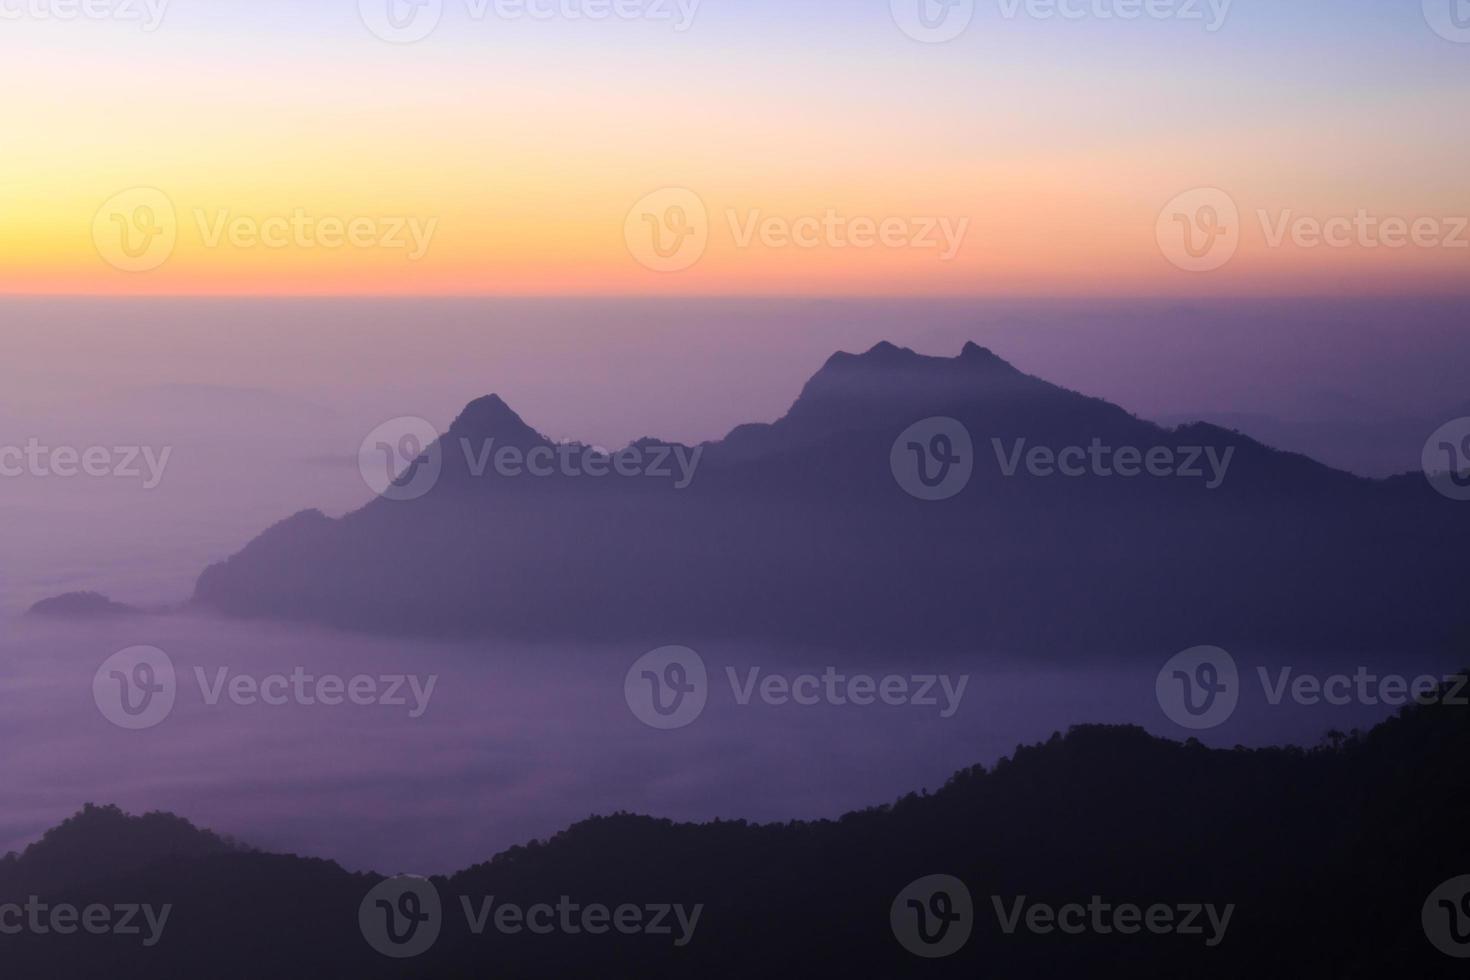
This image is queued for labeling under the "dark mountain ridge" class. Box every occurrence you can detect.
[149,342,1467,654]
[4,681,1468,978]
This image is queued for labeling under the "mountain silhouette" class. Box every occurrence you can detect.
[182,343,1469,655]
[26,592,141,620]
[0,804,238,897]
[3,680,1467,978]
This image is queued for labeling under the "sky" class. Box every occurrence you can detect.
[2,0,1468,296]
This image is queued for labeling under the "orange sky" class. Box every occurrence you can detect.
[3,2,1467,296]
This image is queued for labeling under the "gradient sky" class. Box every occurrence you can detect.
[2,0,1467,295]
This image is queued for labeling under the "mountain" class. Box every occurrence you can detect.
[3,680,1468,978]
[1156,404,1470,479]
[0,804,238,897]
[185,343,1470,656]
[25,592,141,619]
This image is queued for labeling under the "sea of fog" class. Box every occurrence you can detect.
[1,296,1466,873]
[2,614,1458,876]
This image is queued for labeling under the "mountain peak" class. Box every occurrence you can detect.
[27,591,140,619]
[822,341,920,371]
[447,394,544,446]
[864,340,912,359]
[960,340,999,362]
[0,804,239,889]
[820,341,1013,375]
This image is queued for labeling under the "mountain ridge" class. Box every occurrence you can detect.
[30,342,1468,655]
[4,681,1468,977]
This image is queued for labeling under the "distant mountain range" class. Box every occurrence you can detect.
[1156,404,1470,479]
[34,342,1470,656]
[5,680,1468,978]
